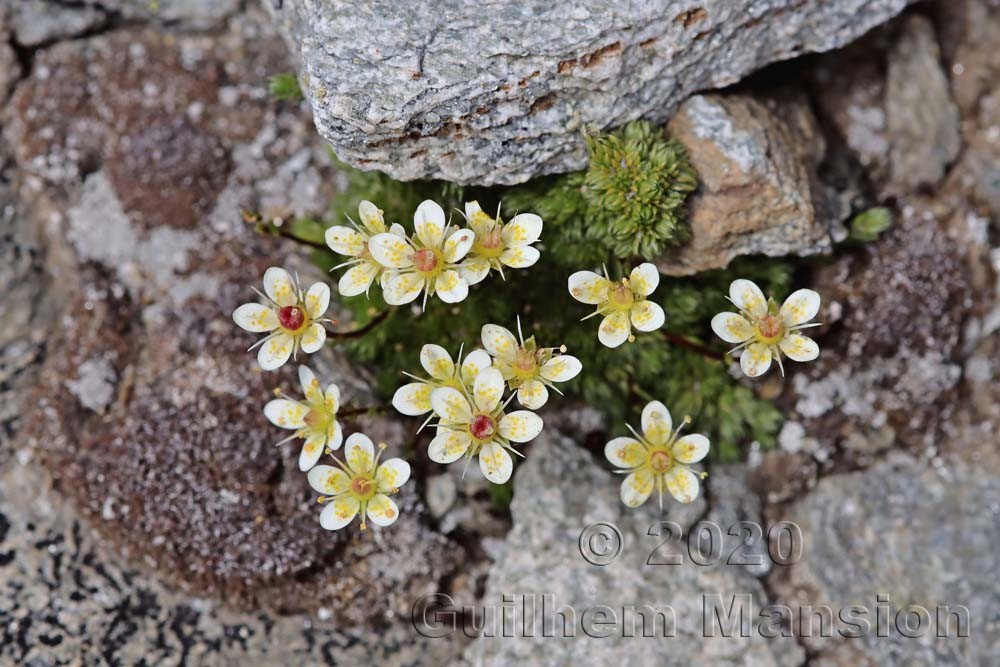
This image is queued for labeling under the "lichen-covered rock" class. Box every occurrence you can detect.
[769,455,1000,664]
[9,0,107,47]
[463,432,804,666]
[657,91,841,275]
[267,0,916,185]
[8,11,460,624]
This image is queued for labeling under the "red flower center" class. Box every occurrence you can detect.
[470,414,496,440]
[278,305,305,331]
[649,450,673,474]
[412,248,440,273]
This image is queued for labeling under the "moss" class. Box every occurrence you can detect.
[848,206,892,243]
[268,73,304,102]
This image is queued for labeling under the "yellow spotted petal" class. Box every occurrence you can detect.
[233,303,278,333]
[366,493,400,527]
[605,436,645,468]
[392,382,433,416]
[435,269,468,303]
[501,213,542,247]
[598,311,631,348]
[443,229,475,263]
[381,271,424,305]
[338,261,380,297]
[673,434,710,464]
[308,465,350,495]
[780,289,821,327]
[567,270,609,305]
[358,200,387,235]
[257,333,294,371]
[263,267,297,307]
[420,344,456,381]
[430,387,473,423]
[319,495,359,530]
[740,342,772,377]
[711,312,754,344]
[345,433,375,473]
[478,442,514,484]
[473,367,505,412]
[621,468,655,508]
[630,300,665,332]
[498,410,543,443]
[629,263,660,297]
[460,349,492,385]
[641,400,673,445]
[368,233,414,269]
[303,282,330,319]
[729,279,767,319]
[499,245,540,269]
[299,322,326,354]
[665,466,700,504]
[298,433,326,471]
[414,200,446,248]
[539,355,582,383]
[517,380,548,409]
[779,334,820,362]
[429,429,472,463]
[459,257,491,285]
[375,458,411,493]
[481,324,518,360]
[298,365,323,404]
[264,399,308,429]
[325,225,366,256]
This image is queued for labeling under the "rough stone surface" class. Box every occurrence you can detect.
[769,455,1000,664]
[103,0,242,29]
[462,432,804,666]
[9,0,108,47]
[268,0,916,184]
[7,10,461,626]
[886,15,961,188]
[658,91,840,275]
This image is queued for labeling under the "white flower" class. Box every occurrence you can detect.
[710,279,821,377]
[232,267,330,370]
[605,401,709,508]
[325,200,407,297]
[480,317,582,409]
[264,366,343,471]
[428,367,543,484]
[367,200,475,309]
[391,344,492,417]
[307,434,411,530]
[567,263,665,348]
[459,201,542,285]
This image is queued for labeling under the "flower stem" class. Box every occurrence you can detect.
[661,330,725,361]
[328,309,391,340]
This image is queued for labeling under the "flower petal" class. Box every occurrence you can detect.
[258,333,294,370]
[298,365,323,403]
[598,311,631,348]
[338,262,379,297]
[460,349,492,385]
[459,257,490,285]
[501,213,543,247]
[264,399,308,429]
[621,469,654,508]
[630,300,665,332]
[375,458,411,492]
[481,324,518,360]
[730,279,767,319]
[539,355,582,382]
[233,303,278,332]
[381,271,424,305]
[498,410,543,443]
[778,334,820,362]
[308,465,350,495]
[568,270,609,305]
[319,495,359,530]
[429,429,471,463]
[327,420,343,450]
[629,263,660,297]
[324,384,340,411]
[392,382,433,416]
[479,443,513,484]
[780,289,821,327]
[358,200,386,235]
[711,312,754,344]
[368,233,413,269]
[299,433,326,471]
[665,466,700,503]
[420,344,455,381]
[263,267,297,307]
[325,225,365,256]
[414,200,446,248]
[366,493,400,527]
[604,437,645,468]
[345,433,375,473]
[430,387,473,423]
[641,400,673,445]
[443,229,475,263]
[434,270,469,303]
[673,434,710,464]
[740,342,772,377]
[473,367,505,412]
[304,282,330,319]
[517,380,548,409]
[499,245,540,269]
[299,322,326,354]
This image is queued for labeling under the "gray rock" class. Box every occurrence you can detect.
[10,0,107,47]
[267,0,916,184]
[463,432,804,666]
[658,92,839,275]
[103,0,241,29]
[887,15,961,188]
[770,456,1000,665]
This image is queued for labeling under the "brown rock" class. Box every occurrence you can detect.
[658,91,839,275]
[748,450,817,504]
